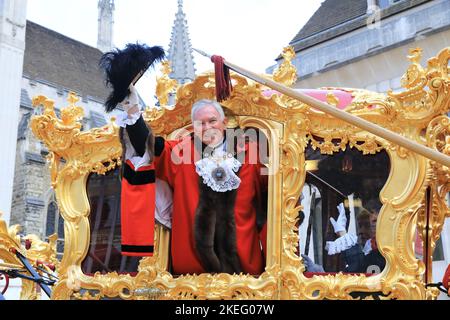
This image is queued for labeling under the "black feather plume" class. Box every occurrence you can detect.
[99,43,165,112]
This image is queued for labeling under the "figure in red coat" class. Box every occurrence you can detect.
[117,90,268,275]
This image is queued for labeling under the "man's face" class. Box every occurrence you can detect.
[193,105,227,147]
[357,212,378,243]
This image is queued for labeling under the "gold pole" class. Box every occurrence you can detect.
[193,48,450,167]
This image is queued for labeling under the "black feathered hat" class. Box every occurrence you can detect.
[99,43,165,112]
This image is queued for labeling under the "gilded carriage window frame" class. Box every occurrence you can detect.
[29,47,450,300]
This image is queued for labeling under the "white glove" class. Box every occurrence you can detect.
[121,84,140,113]
[362,239,373,255]
[330,203,347,234]
[301,254,325,273]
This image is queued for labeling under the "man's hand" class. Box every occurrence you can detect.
[330,203,347,236]
[301,254,325,273]
[121,84,140,115]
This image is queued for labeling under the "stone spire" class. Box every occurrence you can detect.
[167,0,196,85]
[97,0,115,52]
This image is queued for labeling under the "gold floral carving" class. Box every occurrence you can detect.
[0,214,59,300]
[156,60,178,107]
[30,92,122,285]
[415,114,450,298]
[272,46,298,87]
[30,47,450,300]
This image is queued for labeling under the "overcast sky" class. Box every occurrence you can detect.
[27,0,324,105]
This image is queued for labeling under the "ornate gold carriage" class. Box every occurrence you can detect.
[2,46,449,300]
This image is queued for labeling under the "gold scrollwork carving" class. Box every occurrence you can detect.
[30,47,450,300]
[0,214,59,300]
[155,60,178,107]
[272,46,298,87]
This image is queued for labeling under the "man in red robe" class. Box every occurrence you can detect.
[118,90,267,275]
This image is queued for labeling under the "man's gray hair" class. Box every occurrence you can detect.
[191,99,225,122]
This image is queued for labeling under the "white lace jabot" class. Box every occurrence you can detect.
[195,147,242,193]
[115,110,141,128]
[325,233,358,255]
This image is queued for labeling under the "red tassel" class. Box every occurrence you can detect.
[211,55,232,102]
[25,239,32,250]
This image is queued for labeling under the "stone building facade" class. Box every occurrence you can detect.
[0,0,28,224]
[10,20,112,251]
[9,0,195,252]
[1,0,194,299]
[1,0,115,299]
[268,0,450,93]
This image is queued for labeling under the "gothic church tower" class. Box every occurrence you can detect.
[168,0,196,85]
[97,0,114,52]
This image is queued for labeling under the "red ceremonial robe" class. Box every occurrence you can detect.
[153,135,267,275]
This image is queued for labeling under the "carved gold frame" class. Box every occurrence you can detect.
[29,47,450,300]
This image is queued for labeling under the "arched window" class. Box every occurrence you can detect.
[45,198,65,258]
[45,202,56,237]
